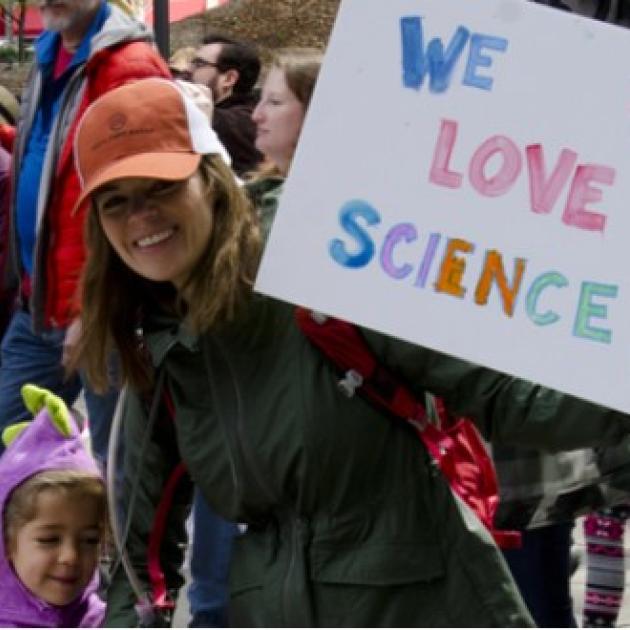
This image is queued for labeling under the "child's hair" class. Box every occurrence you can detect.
[3,470,108,551]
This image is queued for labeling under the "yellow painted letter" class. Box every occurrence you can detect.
[435,238,474,298]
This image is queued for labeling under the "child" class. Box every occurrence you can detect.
[0,385,107,627]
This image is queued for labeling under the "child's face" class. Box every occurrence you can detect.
[8,488,102,606]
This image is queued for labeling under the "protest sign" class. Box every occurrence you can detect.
[255,0,630,412]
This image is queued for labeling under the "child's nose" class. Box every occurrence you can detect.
[58,541,79,565]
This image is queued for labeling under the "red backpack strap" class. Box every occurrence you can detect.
[295,307,424,422]
[147,461,188,611]
[146,387,189,613]
[295,307,521,549]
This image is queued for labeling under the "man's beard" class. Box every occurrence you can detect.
[40,11,73,33]
[39,1,94,34]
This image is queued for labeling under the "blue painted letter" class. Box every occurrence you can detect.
[329,199,380,269]
[400,16,470,93]
[462,34,508,91]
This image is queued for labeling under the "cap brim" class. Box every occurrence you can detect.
[73,152,201,214]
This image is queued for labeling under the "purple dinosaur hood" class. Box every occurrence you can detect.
[0,405,105,627]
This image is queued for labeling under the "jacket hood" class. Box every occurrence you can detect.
[91,2,154,56]
[0,405,105,627]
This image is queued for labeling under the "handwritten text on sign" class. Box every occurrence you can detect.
[330,17,617,344]
[255,0,630,412]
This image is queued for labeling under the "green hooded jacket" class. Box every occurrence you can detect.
[105,179,630,627]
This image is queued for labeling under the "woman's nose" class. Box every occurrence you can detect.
[252,104,263,123]
[128,193,158,218]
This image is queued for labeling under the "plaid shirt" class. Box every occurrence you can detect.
[493,444,630,530]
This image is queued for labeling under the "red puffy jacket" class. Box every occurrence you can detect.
[3,7,170,332]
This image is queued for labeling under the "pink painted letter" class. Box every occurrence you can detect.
[469,135,522,197]
[562,164,615,233]
[429,119,463,189]
[526,145,577,215]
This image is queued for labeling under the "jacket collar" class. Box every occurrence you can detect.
[144,317,200,367]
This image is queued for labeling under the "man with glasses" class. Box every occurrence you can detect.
[190,33,263,177]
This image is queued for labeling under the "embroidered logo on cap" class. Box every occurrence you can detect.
[108,113,127,132]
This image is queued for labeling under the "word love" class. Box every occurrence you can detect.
[430,119,615,233]
[329,200,617,344]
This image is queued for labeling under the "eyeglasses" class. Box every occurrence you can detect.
[190,57,221,71]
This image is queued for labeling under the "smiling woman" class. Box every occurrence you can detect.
[70,76,630,628]
[71,78,256,390]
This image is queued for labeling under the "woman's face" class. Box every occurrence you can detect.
[252,66,306,176]
[93,172,213,290]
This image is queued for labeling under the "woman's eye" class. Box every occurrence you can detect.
[98,196,127,215]
[150,181,179,197]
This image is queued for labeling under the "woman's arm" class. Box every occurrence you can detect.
[362,328,630,452]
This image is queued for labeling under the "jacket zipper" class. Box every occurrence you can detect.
[205,337,314,626]
[34,67,86,330]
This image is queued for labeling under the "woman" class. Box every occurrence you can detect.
[71,69,630,626]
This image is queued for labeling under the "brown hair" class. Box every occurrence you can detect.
[250,47,323,180]
[272,47,322,110]
[4,470,107,552]
[70,154,262,393]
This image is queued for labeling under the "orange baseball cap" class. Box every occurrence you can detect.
[73,78,230,212]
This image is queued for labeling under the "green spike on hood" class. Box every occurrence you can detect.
[2,385,74,448]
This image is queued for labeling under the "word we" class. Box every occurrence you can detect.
[400,16,508,93]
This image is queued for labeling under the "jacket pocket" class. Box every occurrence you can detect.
[309,541,444,585]
[229,530,268,596]
[308,542,449,626]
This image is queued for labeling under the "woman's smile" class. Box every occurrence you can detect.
[133,227,177,249]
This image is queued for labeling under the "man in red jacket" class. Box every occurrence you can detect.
[0,0,170,462]
[0,85,19,347]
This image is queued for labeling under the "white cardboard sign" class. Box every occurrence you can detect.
[255,0,630,413]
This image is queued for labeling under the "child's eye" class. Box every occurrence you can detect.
[80,537,100,547]
[35,537,59,546]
